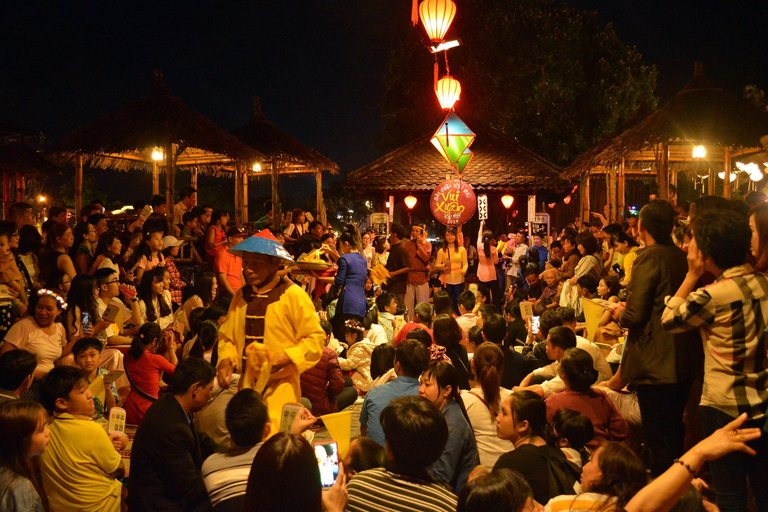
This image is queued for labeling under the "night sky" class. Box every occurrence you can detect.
[2,1,767,204]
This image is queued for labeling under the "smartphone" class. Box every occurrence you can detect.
[314,440,340,489]
[108,407,127,435]
[279,403,304,433]
[531,316,541,335]
[612,263,625,279]
[103,304,120,323]
[81,312,91,332]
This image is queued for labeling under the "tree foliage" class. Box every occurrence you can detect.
[379,0,658,166]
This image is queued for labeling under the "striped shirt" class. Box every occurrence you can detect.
[346,468,457,512]
[201,443,262,507]
[545,493,617,512]
[662,264,768,419]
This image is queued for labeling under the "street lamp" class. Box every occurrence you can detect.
[405,195,417,224]
[692,145,706,159]
[419,0,456,43]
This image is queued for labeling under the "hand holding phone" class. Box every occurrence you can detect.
[314,441,340,489]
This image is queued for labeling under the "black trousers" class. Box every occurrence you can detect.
[635,381,692,477]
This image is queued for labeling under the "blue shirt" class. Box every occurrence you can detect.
[360,376,420,447]
[430,400,479,495]
[335,252,368,318]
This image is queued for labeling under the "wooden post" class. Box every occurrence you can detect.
[191,168,198,205]
[316,170,327,225]
[607,166,618,223]
[2,174,9,220]
[15,172,23,202]
[165,142,175,233]
[657,142,669,202]
[75,152,83,216]
[723,147,731,199]
[708,168,715,195]
[580,172,591,226]
[271,159,281,232]
[152,162,160,196]
[234,162,243,228]
[618,158,626,222]
[242,166,249,226]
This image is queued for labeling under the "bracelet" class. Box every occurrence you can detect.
[673,458,697,477]
[131,298,138,303]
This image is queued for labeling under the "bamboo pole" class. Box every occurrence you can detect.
[191,168,198,205]
[2,174,9,220]
[16,172,23,202]
[242,166,249,226]
[152,162,159,196]
[723,147,731,199]
[316,170,327,225]
[271,159,281,233]
[165,142,175,233]
[581,172,591,226]
[234,162,243,228]
[708,168,715,196]
[618,158,626,222]
[657,142,669,201]
[75,152,83,216]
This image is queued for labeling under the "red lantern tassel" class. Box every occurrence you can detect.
[412,0,419,26]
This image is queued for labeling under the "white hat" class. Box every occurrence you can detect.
[162,235,185,250]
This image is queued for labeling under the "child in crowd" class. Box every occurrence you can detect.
[72,337,118,421]
[467,325,484,353]
[186,320,219,363]
[338,320,375,393]
[552,408,595,468]
[39,366,127,512]
[455,290,478,347]
[375,292,397,343]
[161,236,186,307]
[0,229,25,339]
[0,401,49,512]
[133,225,165,285]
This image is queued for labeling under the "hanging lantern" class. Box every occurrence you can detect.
[501,195,514,209]
[563,195,572,204]
[151,147,163,161]
[430,111,476,170]
[548,203,556,209]
[692,145,706,159]
[435,75,461,111]
[430,179,477,226]
[404,195,418,210]
[419,0,457,43]
[456,148,473,175]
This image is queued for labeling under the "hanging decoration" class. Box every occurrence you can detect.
[418,0,457,43]
[430,179,477,226]
[435,75,461,110]
[430,111,476,174]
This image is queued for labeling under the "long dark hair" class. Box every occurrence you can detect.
[70,222,92,256]
[750,202,768,272]
[94,231,120,260]
[193,271,216,307]
[0,401,47,505]
[66,274,99,335]
[46,223,71,253]
[18,224,43,255]
[473,342,504,419]
[339,224,362,252]
[508,390,554,445]
[433,290,454,317]
[442,227,459,251]
[138,267,171,321]
[610,231,639,250]
[188,320,219,360]
[559,348,598,393]
[482,230,494,258]
[371,344,396,380]
[575,231,599,256]
[583,442,647,510]
[128,322,162,360]
[599,276,621,300]
[457,469,533,512]
[423,360,472,425]
[242,432,322,512]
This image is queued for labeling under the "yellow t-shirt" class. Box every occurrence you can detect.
[621,247,639,286]
[436,246,468,285]
[40,413,122,512]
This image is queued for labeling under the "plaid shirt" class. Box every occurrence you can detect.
[164,257,185,305]
[662,263,768,419]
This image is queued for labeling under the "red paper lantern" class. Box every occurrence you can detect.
[430,179,477,226]
[548,203,556,209]
[563,195,572,204]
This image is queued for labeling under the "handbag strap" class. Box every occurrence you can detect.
[124,362,157,403]
[468,390,491,410]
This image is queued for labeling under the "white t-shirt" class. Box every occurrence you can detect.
[461,387,515,470]
[139,290,174,329]
[365,323,388,346]
[95,296,133,340]
[5,317,67,374]
[532,336,613,397]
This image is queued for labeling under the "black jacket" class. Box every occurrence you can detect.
[129,394,217,512]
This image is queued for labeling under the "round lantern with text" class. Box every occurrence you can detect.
[430,179,477,226]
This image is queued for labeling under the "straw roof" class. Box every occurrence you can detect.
[231,97,339,175]
[49,72,263,173]
[345,123,570,192]
[565,63,768,179]
[0,146,59,177]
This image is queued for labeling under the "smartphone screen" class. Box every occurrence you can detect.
[531,316,541,335]
[81,312,91,332]
[314,441,339,488]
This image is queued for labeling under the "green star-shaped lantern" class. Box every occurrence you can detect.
[430,111,476,175]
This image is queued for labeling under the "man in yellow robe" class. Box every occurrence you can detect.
[217,230,324,436]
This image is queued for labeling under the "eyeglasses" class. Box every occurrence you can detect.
[105,279,120,285]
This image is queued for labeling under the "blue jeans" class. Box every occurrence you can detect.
[699,405,768,512]
[445,283,463,315]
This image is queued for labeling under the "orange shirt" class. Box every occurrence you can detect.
[214,249,243,293]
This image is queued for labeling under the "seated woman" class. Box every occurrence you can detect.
[137,267,176,331]
[493,391,581,506]
[0,290,70,384]
[337,320,375,393]
[123,322,177,424]
[182,271,217,324]
[545,442,646,512]
[545,348,629,451]
[609,232,640,287]
[458,469,536,512]
[433,314,471,390]
[39,224,76,291]
[419,360,479,495]
[462,342,515,471]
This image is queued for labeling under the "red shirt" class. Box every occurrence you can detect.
[214,249,243,294]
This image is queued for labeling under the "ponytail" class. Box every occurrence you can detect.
[474,342,504,418]
[128,322,162,360]
[482,230,493,258]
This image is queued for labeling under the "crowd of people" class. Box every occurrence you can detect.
[0,189,766,512]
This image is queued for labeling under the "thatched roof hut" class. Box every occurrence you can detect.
[0,146,58,177]
[565,63,768,223]
[49,72,263,226]
[231,97,339,225]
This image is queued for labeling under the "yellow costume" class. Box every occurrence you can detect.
[218,276,324,436]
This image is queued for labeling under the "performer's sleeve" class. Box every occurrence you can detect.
[284,287,325,373]
[217,292,243,370]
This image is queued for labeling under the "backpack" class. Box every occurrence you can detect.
[543,448,582,497]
